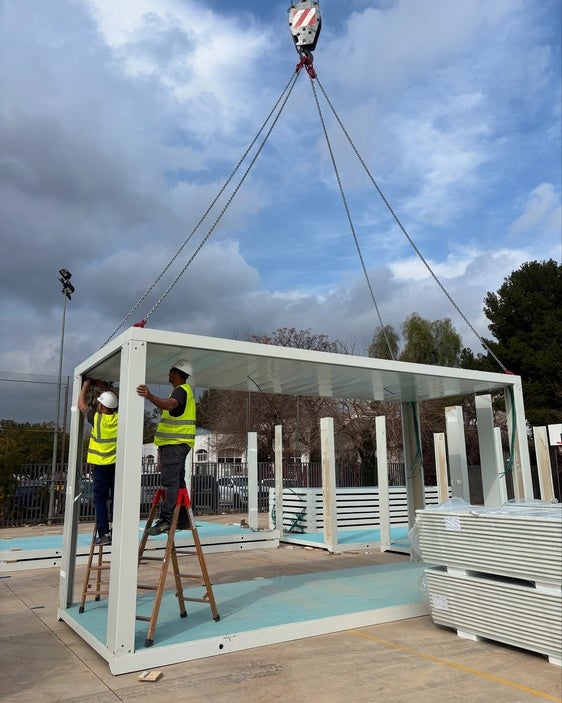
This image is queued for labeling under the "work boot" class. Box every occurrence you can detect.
[146,519,170,536]
[94,534,112,546]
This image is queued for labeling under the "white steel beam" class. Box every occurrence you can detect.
[494,427,508,504]
[247,432,258,529]
[505,383,534,499]
[475,394,503,506]
[274,425,283,531]
[402,402,425,527]
[321,417,337,552]
[106,339,146,659]
[58,372,84,609]
[434,432,448,504]
[445,406,470,503]
[376,416,391,550]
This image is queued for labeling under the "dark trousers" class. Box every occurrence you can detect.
[158,444,190,523]
[93,463,115,537]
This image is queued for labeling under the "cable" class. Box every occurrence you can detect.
[103,69,301,345]
[308,76,396,360]
[141,70,301,325]
[314,76,509,373]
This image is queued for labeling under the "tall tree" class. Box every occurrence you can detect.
[248,327,343,353]
[368,315,463,484]
[401,314,461,366]
[197,329,344,462]
[0,420,58,501]
[368,325,400,360]
[481,259,562,425]
[369,314,462,367]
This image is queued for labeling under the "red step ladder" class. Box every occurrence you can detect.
[137,487,220,647]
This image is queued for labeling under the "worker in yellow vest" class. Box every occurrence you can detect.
[136,359,195,535]
[78,379,119,545]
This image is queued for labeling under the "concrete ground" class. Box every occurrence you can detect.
[1,520,561,703]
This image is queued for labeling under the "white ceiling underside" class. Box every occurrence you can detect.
[78,328,516,404]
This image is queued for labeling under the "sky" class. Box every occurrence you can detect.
[0,0,561,423]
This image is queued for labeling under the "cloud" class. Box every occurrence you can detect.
[509,183,562,242]
[0,0,560,423]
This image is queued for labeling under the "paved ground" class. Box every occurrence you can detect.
[1,522,561,703]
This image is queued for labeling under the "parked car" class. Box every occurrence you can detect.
[217,476,268,510]
[191,474,218,514]
[259,478,298,490]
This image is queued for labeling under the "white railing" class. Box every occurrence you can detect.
[271,486,447,533]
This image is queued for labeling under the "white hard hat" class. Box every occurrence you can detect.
[171,359,192,376]
[97,391,118,409]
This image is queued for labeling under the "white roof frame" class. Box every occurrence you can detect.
[73,326,519,403]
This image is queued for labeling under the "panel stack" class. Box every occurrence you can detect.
[416,500,562,665]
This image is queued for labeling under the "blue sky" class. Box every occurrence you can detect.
[0,0,560,420]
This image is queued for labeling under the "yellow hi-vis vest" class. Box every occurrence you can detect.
[87,412,118,465]
[154,383,196,447]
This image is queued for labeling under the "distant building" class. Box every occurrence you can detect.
[142,429,246,468]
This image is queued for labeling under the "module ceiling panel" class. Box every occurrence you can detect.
[77,327,515,403]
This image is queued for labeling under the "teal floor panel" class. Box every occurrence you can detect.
[282,525,410,548]
[68,560,426,650]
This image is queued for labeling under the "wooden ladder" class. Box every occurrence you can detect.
[78,523,111,612]
[137,487,220,647]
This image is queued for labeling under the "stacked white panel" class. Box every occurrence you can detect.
[417,503,562,586]
[425,568,561,663]
[416,501,562,664]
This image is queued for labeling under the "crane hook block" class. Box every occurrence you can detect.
[288,1,322,54]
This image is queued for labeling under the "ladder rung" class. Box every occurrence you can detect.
[84,589,109,597]
[135,615,151,622]
[137,584,158,591]
[183,596,209,604]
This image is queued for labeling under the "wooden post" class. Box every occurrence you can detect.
[533,426,554,501]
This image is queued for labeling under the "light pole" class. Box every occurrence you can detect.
[47,269,75,524]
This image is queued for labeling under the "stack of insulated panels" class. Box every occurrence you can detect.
[416,502,562,665]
